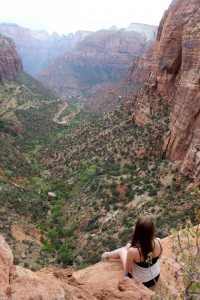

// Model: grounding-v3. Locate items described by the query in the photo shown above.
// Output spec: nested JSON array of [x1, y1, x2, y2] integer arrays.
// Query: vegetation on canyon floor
[[0, 77, 199, 275]]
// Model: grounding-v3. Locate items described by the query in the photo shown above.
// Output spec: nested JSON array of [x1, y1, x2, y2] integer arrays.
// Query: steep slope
[[37, 25, 157, 95], [0, 33, 199, 276], [37, 98, 199, 269], [0, 34, 23, 82], [0, 23, 92, 75], [82, 81, 142, 113], [126, 0, 200, 181], [0, 31, 69, 270], [0, 74, 69, 271], [0, 11, 199, 277]]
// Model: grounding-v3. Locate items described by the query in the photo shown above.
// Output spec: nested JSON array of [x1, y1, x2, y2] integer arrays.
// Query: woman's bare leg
[[102, 243, 131, 270]]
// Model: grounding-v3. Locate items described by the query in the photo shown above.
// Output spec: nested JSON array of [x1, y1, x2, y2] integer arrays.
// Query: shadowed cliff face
[[127, 0, 200, 181], [0, 34, 23, 82]]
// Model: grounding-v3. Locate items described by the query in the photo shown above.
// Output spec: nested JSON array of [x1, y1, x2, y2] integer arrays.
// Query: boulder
[[47, 192, 57, 201]]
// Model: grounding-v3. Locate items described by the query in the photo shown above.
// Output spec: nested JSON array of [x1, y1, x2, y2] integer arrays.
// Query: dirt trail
[[53, 102, 68, 123], [53, 102, 80, 125]]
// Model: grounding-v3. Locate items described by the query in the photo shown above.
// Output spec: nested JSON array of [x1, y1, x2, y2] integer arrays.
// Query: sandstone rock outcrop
[[0, 34, 23, 82], [127, 0, 200, 181], [0, 235, 13, 298], [0, 234, 183, 299], [37, 25, 157, 95]]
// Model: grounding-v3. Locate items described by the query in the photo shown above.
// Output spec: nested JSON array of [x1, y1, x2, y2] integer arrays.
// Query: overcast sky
[[1, 0, 172, 34]]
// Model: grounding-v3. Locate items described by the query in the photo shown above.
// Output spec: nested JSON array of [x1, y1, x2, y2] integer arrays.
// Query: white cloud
[[0, 0, 172, 34]]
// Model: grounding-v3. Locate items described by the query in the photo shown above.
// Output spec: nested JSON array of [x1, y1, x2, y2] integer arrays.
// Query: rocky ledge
[[0, 233, 182, 300]]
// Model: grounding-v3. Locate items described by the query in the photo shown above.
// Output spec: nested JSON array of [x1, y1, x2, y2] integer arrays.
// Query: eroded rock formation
[[0, 23, 92, 75], [128, 0, 200, 181], [0, 234, 182, 300], [37, 25, 157, 95], [0, 34, 23, 82]]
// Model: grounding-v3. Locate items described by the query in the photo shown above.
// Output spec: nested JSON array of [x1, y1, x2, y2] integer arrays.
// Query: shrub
[[148, 189, 158, 197], [57, 245, 74, 266], [154, 215, 200, 299], [4, 169, 13, 178], [170, 220, 200, 299]]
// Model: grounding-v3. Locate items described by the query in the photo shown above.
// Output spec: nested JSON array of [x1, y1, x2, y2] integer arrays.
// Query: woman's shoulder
[[154, 237, 162, 245], [127, 246, 141, 260], [127, 246, 140, 256], [154, 238, 163, 256], [128, 246, 138, 253]]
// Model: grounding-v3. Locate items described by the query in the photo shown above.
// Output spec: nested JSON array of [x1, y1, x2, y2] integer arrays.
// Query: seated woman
[[101, 216, 163, 287]]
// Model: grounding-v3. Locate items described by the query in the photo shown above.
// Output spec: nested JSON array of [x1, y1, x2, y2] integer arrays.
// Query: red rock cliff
[[128, 0, 200, 181], [0, 34, 23, 82]]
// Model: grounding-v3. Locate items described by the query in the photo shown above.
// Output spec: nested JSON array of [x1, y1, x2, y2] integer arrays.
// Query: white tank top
[[132, 260, 160, 283]]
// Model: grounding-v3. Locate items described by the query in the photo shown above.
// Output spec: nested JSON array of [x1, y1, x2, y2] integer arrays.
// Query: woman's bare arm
[[125, 248, 135, 273]]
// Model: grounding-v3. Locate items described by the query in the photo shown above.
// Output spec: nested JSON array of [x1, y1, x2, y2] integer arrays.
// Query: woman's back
[[127, 238, 162, 287], [132, 238, 162, 265], [101, 216, 163, 288]]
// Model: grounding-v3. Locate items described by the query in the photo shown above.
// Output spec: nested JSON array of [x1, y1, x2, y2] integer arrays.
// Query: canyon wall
[[0, 34, 23, 82], [0, 23, 92, 75], [38, 25, 157, 95], [127, 0, 200, 181]]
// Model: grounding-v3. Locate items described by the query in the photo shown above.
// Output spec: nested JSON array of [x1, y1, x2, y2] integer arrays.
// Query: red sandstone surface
[[0, 34, 23, 82], [0, 234, 183, 300]]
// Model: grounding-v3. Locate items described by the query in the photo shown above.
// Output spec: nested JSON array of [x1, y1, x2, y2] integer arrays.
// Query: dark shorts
[[143, 274, 160, 288]]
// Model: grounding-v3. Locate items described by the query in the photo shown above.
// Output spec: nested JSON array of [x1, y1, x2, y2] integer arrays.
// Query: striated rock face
[[0, 34, 23, 82], [0, 235, 13, 298], [0, 23, 92, 75], [128, 0, 200, 181], [0, 234, 181, 300], [125, 42, 155, 84], [37, 25, 157, 95]]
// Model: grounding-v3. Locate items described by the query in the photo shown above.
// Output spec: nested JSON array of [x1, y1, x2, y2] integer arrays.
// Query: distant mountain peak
[[0, 22, 20, 27], [109, 25, 118, 30], [125, 23, 157, 40]]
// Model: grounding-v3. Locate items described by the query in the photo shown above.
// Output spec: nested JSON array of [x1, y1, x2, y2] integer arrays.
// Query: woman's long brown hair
[[131, 216, 155, 261]]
